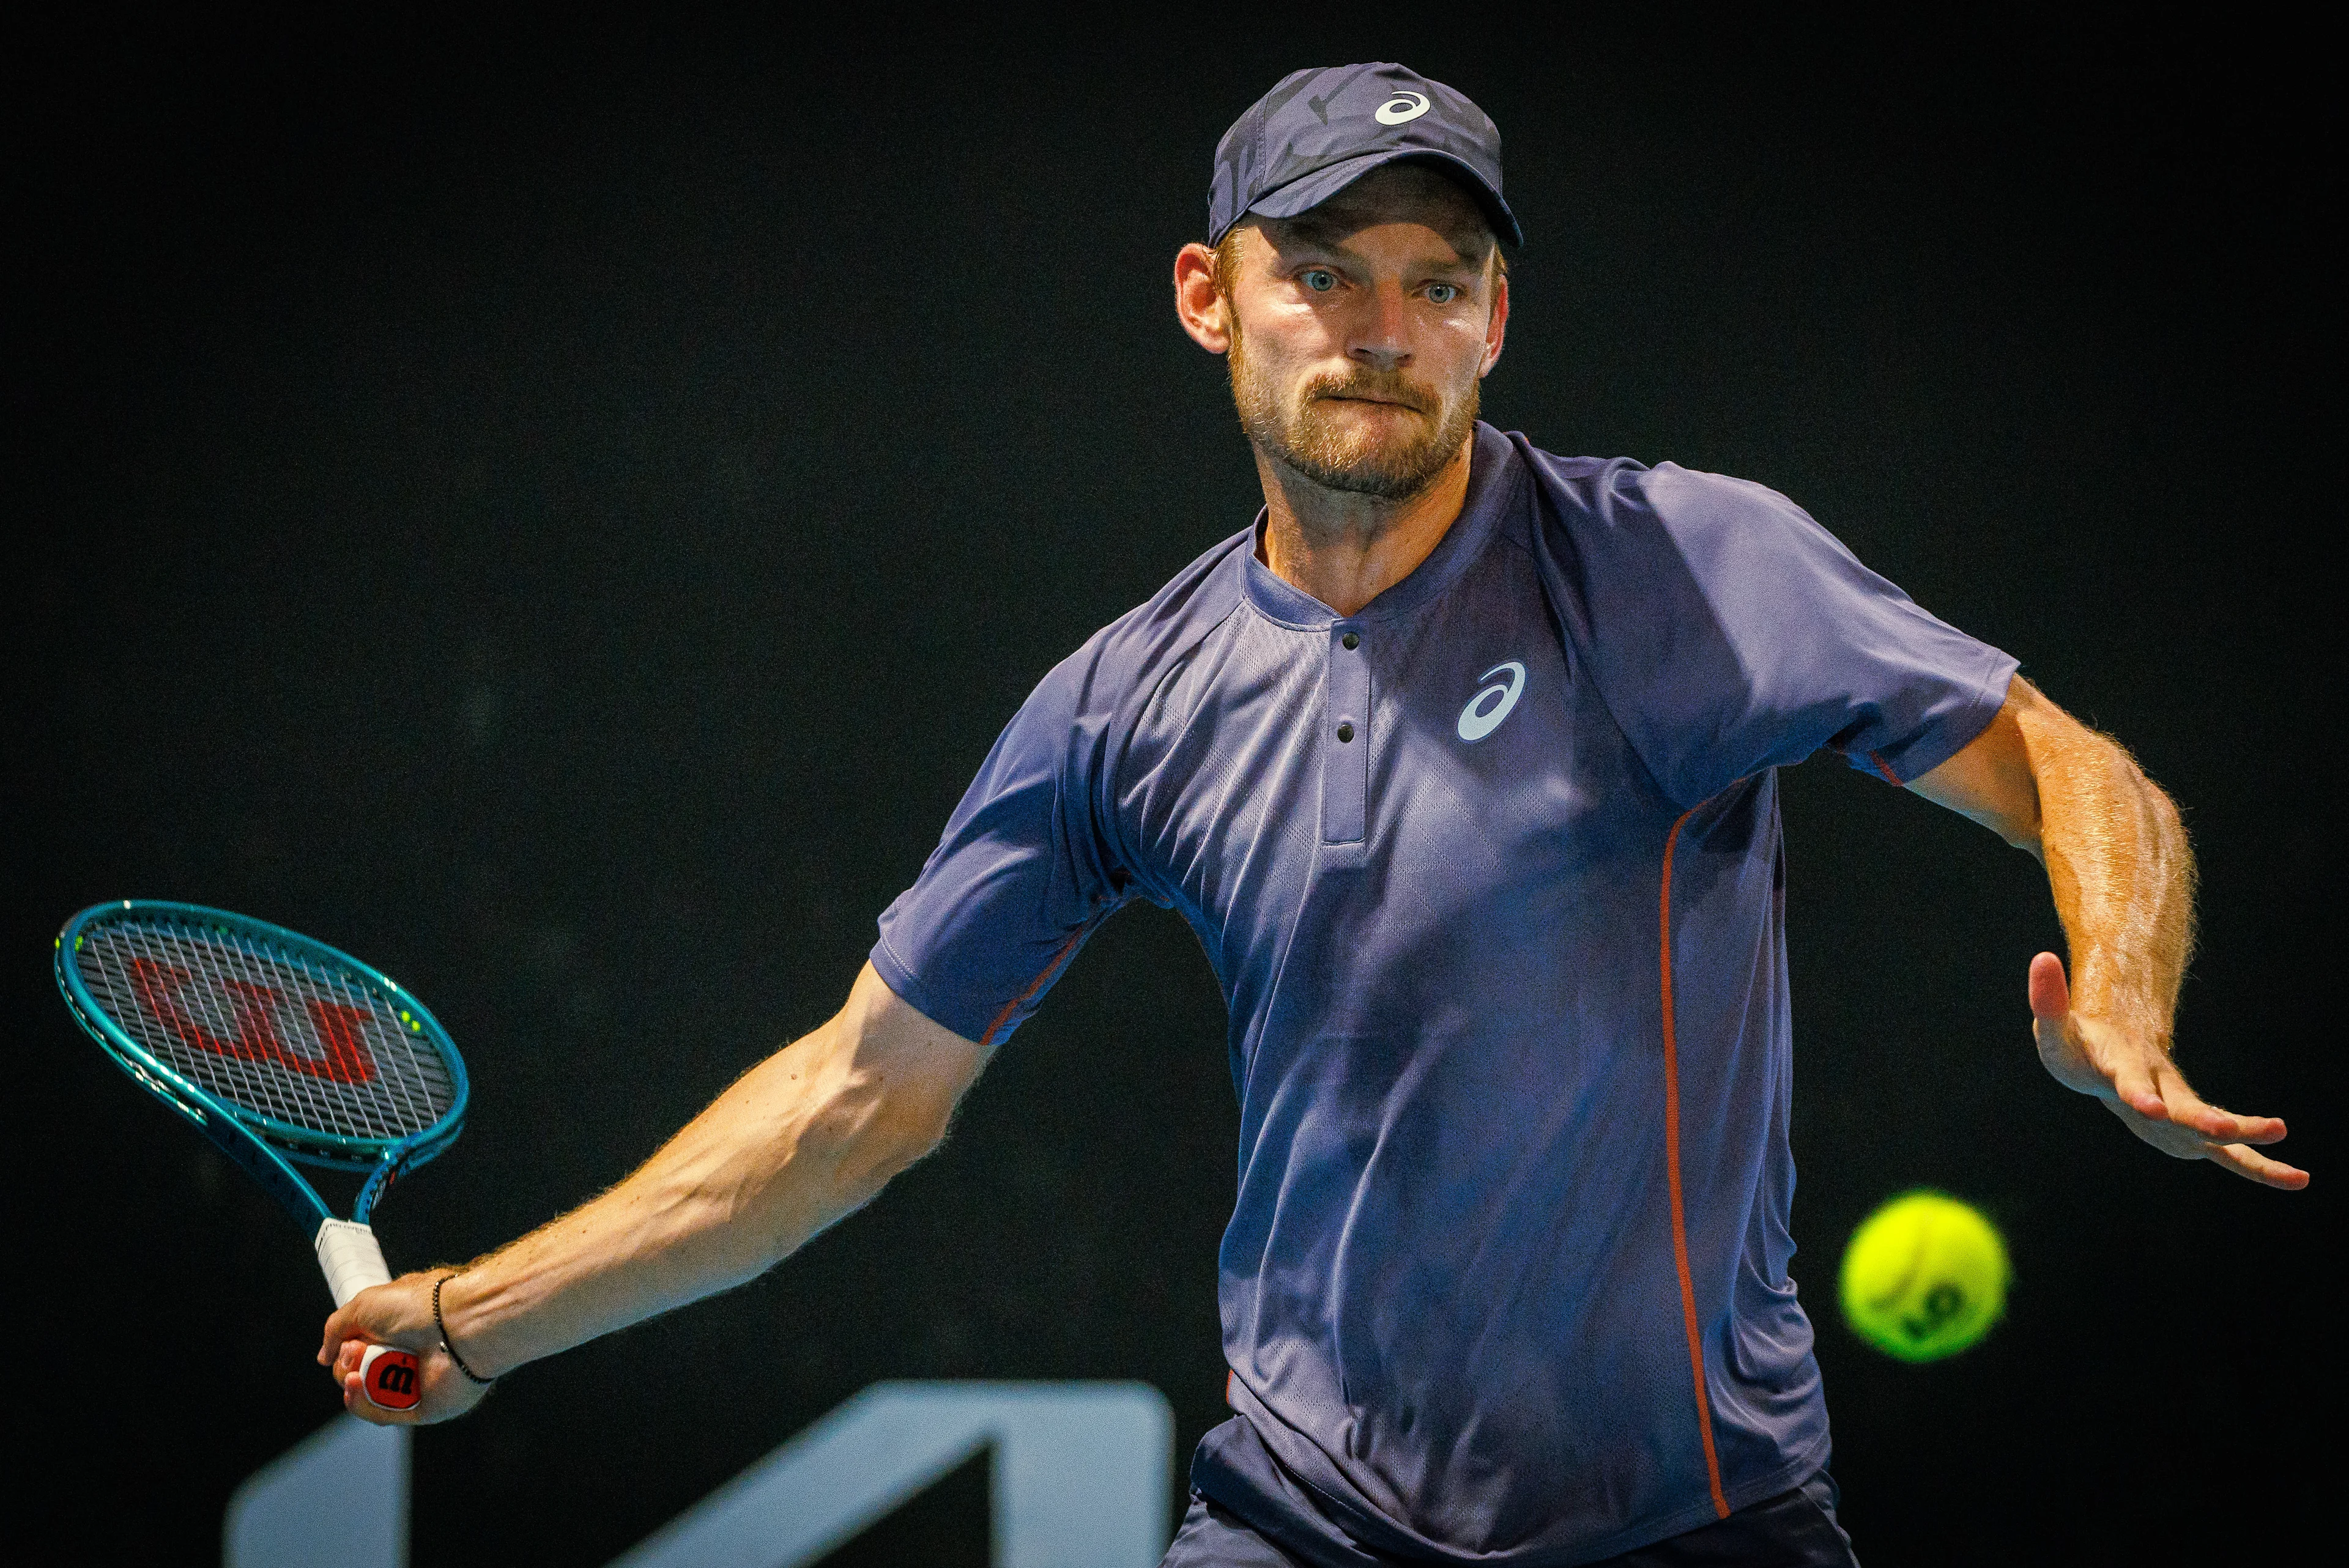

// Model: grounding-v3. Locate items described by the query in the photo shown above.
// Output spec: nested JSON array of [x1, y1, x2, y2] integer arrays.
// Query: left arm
[[1909, 675, 2306, 1189]]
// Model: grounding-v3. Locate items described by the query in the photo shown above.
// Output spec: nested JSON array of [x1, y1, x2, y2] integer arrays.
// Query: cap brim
[[1239, 149, 1523, 249]]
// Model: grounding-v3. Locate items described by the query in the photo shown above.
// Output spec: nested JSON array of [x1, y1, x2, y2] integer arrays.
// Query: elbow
[[775, 985, 986, 1226], [1958, 801, 2043, 860], [2002, 805, 2046, 862], [807, 1073, 959, 1202], [865, 1099, 957, 1185]]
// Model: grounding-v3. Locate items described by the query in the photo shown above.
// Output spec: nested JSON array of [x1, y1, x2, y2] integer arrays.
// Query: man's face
[[1220, 165, 1505, 501]]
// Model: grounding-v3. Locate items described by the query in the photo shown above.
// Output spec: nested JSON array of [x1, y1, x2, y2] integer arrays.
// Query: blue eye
[[1427, 283, 1460, 305], [1301, 270, 1337, 293]]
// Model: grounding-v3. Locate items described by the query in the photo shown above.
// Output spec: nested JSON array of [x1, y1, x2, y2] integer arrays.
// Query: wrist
[[434, 1268, 503, 1383], [2066, 963, 2173, 1046]]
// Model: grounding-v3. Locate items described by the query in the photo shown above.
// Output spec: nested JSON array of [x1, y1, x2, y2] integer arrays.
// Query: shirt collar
[[1241, 421, 1519, 630]]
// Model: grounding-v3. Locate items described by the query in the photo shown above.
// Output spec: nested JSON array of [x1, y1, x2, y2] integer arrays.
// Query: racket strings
[[143, 919, 450, 1140], [76, 917, 456, 1144]]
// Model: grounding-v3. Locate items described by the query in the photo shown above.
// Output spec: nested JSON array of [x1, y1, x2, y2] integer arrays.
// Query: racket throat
[[316, 1218, 395, 1307]]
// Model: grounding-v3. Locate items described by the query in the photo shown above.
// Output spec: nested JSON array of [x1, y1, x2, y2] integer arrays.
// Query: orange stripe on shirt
[[1660, 804, 1733, 1520], [979, 926, 1089, 1047]]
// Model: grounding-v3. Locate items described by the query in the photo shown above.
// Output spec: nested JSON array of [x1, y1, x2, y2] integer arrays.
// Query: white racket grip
[[316, 1218, 394, 1308]]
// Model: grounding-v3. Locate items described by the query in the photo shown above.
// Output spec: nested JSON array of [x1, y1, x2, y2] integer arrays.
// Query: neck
[[1253, 433, 1475, 618]]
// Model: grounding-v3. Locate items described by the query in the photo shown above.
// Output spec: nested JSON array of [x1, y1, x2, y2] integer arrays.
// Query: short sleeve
[[872, 644, 1134, 1046], [1549, 459, 2018, 808]]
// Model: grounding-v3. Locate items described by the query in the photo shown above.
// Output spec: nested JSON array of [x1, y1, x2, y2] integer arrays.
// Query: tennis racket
[[55, 900, 470, 1411]]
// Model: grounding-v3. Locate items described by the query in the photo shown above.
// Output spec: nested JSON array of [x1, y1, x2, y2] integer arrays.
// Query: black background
[[5, 10, 2337, 1564]]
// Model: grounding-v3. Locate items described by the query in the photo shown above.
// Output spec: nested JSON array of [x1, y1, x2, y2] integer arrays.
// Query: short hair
[[1212, 228, 1245, 301]]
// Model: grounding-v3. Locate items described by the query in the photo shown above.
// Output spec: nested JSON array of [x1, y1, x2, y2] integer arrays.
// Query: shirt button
[[1341, 632, 1359, 650], [1336, 722, 1355, 743]]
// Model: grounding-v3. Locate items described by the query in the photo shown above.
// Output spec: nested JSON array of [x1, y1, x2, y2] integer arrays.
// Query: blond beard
[[1227, 320, 1479, 501]]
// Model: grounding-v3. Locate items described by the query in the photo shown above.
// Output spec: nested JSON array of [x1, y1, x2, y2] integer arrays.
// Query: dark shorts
[[1159, 1470, 1860, 1568]]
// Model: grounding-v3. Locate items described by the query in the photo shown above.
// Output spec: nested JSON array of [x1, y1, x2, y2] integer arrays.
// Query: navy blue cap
[[1209, 64, 1521, 250]]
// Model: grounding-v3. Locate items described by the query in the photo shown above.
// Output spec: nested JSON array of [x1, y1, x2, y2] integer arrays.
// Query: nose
[[1347, 278, 1412, 373]]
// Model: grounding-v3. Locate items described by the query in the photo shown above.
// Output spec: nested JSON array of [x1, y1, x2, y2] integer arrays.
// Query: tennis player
[[322, 64, 2305, 1566]]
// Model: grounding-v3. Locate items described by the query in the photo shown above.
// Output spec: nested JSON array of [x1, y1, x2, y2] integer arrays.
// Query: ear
[[1479, 265, 1510, 378], [1173, 240, 1232, 355]]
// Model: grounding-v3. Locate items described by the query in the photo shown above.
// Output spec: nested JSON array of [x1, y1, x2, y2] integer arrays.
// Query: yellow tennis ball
[[1838, 1191, 2009, 1362]]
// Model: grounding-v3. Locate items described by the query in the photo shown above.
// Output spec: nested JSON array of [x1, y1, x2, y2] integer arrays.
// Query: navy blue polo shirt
[[872, 423, 2016, 1563]]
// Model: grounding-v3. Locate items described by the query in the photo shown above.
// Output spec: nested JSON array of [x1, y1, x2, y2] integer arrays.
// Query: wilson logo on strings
[[127, 958, 380, 1084]]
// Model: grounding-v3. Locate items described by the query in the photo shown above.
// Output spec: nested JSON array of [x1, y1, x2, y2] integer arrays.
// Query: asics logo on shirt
[[1457, 661, 1527, 742], [1375, 92, 1431, 125]]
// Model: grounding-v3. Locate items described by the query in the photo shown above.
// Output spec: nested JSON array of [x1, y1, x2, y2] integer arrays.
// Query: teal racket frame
[[54, 900, 470, 1231]]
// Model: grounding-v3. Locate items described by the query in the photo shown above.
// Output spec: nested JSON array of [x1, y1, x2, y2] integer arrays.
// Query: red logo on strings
[[127, 957, 380, 1084]]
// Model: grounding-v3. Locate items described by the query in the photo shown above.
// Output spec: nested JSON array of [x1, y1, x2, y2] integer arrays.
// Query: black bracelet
[[434, 1271, 496, 1385]]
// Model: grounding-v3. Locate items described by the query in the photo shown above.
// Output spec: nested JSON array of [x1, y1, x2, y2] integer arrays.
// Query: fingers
[[2167, 1096, 2288, 1146], [2203, 1141, 2311, 1191], [334, 1340, 406, 1424], [318, 1290, 388, 1367], [326, 1317, 383, 1397], [2028, 951, 2069, 1021], [2142, 1060, 2291, 1145], [319, 1303, 355, 1367], [2099, 1086, 2307, 1189]]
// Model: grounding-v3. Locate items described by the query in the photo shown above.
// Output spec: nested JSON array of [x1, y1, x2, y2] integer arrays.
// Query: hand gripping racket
[[55, 900, 470, 1411]]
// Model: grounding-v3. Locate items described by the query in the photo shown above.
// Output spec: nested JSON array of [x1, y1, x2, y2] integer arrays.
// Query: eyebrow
[[1268, 212, 1495, 272], [1274, 235, 1493, 283]]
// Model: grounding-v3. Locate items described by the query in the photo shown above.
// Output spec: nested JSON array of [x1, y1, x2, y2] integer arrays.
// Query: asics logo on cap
[[1375, 91, 1431, 125], [1457, 661, 1527, 742], [1206, 65, 1524, 249]]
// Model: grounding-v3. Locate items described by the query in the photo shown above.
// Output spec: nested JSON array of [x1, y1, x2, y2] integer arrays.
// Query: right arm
[[319, 961, 989, 1422], [1909, 677, 2302, 1186]]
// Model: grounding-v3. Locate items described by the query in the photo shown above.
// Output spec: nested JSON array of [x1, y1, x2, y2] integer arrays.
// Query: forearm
[[436, 965, 968, 1377], [2021, 700, 2195, 1040]]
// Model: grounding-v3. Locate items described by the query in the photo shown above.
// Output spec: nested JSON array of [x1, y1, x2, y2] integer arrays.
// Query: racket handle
[[314, 1218, 392, 1307], [357, 1344, 423, 1410], [317, 1220, 422, 1410]]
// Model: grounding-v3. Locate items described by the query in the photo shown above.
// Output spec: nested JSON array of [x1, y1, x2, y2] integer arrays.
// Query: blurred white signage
[[224, 1416, 407, 1568], [224, 1380, 1174, 1568]]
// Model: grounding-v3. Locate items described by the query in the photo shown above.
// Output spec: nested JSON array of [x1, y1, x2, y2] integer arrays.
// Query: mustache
[[1301, 369, 1438, 415]]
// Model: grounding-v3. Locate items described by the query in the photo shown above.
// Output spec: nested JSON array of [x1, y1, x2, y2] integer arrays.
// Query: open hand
[[2030, 952, 2306, 1189], [318, 1272, 495, 1425]]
